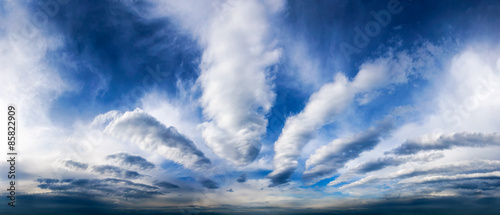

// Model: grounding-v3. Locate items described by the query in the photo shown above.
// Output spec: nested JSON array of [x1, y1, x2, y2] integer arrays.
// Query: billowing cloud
[[302, 120, 394, 184], [106, 152, 155, 170], [196, 0, 283, 165], [103, 108, 211, 170], [153, 0, 283, 165], [390, 132, 500, 155]]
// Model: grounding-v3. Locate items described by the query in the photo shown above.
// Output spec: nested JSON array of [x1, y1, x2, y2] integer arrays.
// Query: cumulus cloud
[[301, 120, 394, 184], [269, 53, 413, 186], [390, 132, 500, 155], [106, 152, 155, 170], [103, 108, 211, 170]]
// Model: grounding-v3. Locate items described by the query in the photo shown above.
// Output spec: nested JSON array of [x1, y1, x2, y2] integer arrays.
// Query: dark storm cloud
[[106, 152, 155, 170], [199, 179, 219, 189], [390, 132, 500, 155], [91, 165, 143, 179]]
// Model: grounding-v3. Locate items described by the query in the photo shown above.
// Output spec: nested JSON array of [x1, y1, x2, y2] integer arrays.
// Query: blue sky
[[1, 0, 500, 214]]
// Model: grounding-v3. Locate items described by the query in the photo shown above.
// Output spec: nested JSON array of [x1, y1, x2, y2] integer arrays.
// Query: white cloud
[[104, 108, 211, 170], [302, 120, 394, 184], [269, 53, 413, 186], [151, 0, 284, 165]]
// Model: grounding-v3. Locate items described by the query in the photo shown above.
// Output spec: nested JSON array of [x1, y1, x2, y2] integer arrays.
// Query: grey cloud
[[61, 160, 89, 170], [154, 181, 180, 189], [354, 153, 444, 174], [106, 152, 155, 170], [236, 173, 247, 183], [104, 109, 211, 170], [355, 157, 404, 173], [37, 178, 162, 199], [391, 132, 500, 155], [338, 160, 500, 195], [226, 188, 234, 192], [91, 165, 144, 179], [199, 179, 219, 189], [302, 119, 394, 184]]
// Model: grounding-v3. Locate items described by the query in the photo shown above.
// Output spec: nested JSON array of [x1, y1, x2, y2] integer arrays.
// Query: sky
[[1, 0, 500, 214]]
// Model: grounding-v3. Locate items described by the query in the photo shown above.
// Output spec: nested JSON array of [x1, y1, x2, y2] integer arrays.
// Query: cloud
[[152, 0, 284, 165], [353, 153, 444, 174], [302, 120, 394, 184], [195, 0, 283, 165], [154, 181, 180, 189], [199, 178, 219, 189], [103, 108, 211, 170], [401, 171, 500, 184], [90, 165, 143, 180], [390, 132, 500, 155], [37, 178, 162, 199], [336, 159, 500, 195], [226, 188, 234, 192], [61, 160, 89, 171], [354, 157, 404, 173], [269, 52, 413, 186], [106, 152, 155, 170], [236, 174, 247, 183]]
